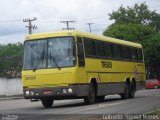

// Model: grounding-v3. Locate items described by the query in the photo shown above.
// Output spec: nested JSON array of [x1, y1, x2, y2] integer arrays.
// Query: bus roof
[[25, 30, 142, 48]]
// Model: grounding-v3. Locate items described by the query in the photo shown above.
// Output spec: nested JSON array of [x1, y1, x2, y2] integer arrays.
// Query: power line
[[80, 15, 108, 22], [0, 19, 22, 23], [23, 17, 37, 34], [60, 20, 75, 30]]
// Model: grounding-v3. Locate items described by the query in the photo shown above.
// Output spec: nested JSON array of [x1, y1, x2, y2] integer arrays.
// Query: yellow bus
[[22, 30, 146, 108]]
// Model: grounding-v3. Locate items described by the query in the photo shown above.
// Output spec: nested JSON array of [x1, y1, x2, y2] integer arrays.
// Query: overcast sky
[[0, 0, 159, 44]]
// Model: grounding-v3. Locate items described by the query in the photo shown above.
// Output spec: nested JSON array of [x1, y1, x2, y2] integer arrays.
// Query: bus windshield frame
[[23, 36, 76, 70]]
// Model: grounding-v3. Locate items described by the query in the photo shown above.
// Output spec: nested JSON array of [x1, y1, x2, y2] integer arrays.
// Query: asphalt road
[[0, 89, 160, 120]]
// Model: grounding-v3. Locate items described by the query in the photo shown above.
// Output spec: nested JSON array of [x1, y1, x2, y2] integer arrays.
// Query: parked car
[[145, 79, 160, 89]]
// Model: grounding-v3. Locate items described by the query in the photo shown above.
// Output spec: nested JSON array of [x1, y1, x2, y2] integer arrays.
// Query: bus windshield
[[23, 37, 75, 70]]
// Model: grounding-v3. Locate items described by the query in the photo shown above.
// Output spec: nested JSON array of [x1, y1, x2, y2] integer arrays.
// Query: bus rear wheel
[[129, 82, 136, 98], [41, 98, 54, 108], [95, 96, 105, 102], [84, 82, 95, 105], [120, 83, 129, 99]]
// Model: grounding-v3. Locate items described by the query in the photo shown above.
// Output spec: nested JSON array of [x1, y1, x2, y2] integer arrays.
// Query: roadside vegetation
[[0, 43, 23, 78], [147, 109, 160, 115]]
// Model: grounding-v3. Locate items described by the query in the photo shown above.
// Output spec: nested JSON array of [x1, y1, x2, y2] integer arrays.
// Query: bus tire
[[95, 96, 105, 102], [129, 82, 136, 98], [84, 82, 95, 105], [41, 98, 54, 108], [120, 83, 129, 99]]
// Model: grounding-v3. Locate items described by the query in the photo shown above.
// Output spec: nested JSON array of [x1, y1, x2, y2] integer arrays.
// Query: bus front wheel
[[84, 82, 95, 105], [41, 98, 54, 108]]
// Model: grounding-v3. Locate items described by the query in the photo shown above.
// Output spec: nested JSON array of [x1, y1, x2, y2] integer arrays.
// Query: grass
[[147, 109, 160, 115]]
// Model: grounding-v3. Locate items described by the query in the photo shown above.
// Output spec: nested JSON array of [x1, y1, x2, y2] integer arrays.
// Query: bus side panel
[[74, 67, 90, 97], [85, 58, 146, 96], [97, 82, 125, 96], [85, 58, 125, 96]]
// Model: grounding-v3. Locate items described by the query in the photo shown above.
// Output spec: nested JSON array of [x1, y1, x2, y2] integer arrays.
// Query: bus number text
[[101, 61, 112, 68]]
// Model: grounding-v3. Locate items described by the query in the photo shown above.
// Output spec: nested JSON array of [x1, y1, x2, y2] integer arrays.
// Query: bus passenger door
[[77, 37, 86, 83]]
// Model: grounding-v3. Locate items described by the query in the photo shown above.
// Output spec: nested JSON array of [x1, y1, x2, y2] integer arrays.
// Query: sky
[[0, 0, 160, 44]]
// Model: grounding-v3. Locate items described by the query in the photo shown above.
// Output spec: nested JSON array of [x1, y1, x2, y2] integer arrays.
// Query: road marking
[[98, 101, 126, 108]]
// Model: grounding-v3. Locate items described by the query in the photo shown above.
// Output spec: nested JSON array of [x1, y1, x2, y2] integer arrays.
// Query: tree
[[143, 33, 160, 79], [0, 43, 24, 78], [103, 23, 155, 42], [103, 3, 160, 79], [108, 3, 160, 32]]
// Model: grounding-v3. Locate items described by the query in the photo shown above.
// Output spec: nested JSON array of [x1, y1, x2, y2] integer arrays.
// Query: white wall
[[0, 78, 23, 96]]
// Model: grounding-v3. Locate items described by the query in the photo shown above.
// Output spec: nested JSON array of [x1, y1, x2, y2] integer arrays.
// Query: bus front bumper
[[23, 84, 89, 99]]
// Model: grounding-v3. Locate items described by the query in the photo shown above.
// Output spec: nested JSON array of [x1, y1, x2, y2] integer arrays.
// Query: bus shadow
[[51, 97, 122, 109]]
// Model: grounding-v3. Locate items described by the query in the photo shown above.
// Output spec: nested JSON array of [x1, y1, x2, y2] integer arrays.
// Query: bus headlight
[[63, 89, 67, 94], [62, 88, 73, 94], [68, 88, 73, 93], [25, 91, 30, 95]]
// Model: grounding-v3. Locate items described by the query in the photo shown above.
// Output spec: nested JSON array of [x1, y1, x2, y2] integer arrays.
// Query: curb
[[0, 94, 23, 101]]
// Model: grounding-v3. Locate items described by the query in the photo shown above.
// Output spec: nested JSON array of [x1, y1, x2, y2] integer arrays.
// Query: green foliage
[[103, 3, 160, 79], [103, 23, 155, 42], [109, 2, 160, 32], [0, 43, 24, 78], [142, 33, 160, 78]]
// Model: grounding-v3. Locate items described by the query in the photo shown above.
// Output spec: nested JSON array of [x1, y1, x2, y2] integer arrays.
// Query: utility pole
[[86, 23, 94, 33], [23, 17, 37, 34], [60, 20, 75, 30]]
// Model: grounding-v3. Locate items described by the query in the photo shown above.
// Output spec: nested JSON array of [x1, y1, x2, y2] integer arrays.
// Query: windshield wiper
[[53, 57, 61, 70], [32, 63, 39, 72], [49, 54, 61, 70], [33, 67, 37, 72]]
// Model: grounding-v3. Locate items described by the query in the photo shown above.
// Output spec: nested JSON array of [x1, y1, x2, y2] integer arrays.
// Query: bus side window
[[130, 48, 138, 61], [105, 43, 113, 58], [84, 38, 96, 57], [113, 44, 121, 59], [77, 37, 85, 67], [95, 41, 105, 57], [126, 47, 131, 60], [122, 46, 130, 60], [137, 49, 143, 61]]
